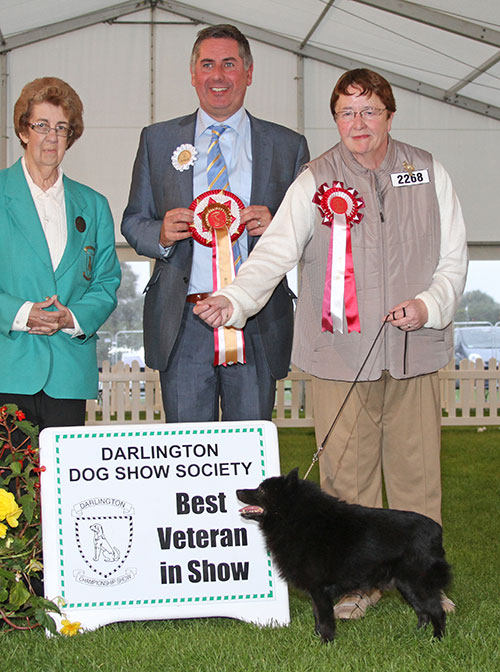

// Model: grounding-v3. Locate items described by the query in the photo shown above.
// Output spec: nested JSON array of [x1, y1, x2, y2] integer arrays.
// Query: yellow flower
[[0, 488, 15, 517], [0, 522, 7, 538], [6, 505, 22, 527], [0, 488, 23, 527], [61, 619, 82, 636]]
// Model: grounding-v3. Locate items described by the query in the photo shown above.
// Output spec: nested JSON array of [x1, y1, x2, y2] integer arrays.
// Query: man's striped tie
[[207, 125, 241, 269]]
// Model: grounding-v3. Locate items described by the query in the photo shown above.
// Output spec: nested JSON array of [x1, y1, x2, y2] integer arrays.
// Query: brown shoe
[[334, 588, 383, 620]]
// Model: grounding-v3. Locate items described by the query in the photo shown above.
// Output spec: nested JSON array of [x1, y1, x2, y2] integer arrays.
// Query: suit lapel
[[170, 112, 197, 206], [249, 114, 272, 206], [55, 176, 89, 280], [249, 114, 272, 251], [4, 160, 53, 270]]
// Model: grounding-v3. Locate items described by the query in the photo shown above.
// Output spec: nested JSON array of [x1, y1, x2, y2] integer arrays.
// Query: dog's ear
[[286, 467, 299, 485]]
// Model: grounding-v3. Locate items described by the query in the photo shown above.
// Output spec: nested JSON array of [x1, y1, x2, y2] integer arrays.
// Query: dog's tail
[[104, 547, 121, 562]]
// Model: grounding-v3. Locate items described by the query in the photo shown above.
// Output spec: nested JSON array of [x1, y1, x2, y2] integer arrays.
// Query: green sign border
[[54, 426, 275, 609]]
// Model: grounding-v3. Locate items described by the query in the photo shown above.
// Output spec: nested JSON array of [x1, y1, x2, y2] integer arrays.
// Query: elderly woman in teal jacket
[[0, 77, 121, 430]]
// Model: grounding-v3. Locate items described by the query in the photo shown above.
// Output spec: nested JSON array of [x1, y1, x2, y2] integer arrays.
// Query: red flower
[[15, 410, 26, 421], [33, 466, 47, 474]]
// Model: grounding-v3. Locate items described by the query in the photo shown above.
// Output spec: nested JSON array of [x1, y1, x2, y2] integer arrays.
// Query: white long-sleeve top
[[12, 158, 82, 335]]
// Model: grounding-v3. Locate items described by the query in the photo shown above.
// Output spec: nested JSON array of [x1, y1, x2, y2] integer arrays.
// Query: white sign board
[[40, 421, 289, 633]]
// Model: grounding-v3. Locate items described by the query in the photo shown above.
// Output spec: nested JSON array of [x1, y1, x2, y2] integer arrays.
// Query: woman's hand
[[27, 295, 74, 334], [386, 298, 428, 331], [193, 295, 234, 328]]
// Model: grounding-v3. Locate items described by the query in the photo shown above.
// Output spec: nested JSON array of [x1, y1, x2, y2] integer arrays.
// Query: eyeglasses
[[334, 107, 387, 122], [28, 121, 73, 138]]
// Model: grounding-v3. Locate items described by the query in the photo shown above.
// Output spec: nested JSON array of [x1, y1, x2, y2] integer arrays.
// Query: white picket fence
[[439, 358, 500, 425], [86, 359, 500, 427]]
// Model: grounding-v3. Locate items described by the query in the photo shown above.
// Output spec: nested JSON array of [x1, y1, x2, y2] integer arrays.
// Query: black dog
[[236, 468, 451, 642]]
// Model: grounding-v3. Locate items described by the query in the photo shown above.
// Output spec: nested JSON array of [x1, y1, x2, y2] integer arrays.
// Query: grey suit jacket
[[121, 110, 309, 378]]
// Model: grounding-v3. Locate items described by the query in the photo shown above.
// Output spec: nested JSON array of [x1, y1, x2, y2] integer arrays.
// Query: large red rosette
[[313, 181, 365, 333], [189, 190, 246, 365]]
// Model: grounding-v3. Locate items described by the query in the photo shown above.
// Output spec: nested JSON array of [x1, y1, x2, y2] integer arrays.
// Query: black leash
[[303, 313, 391, 480]]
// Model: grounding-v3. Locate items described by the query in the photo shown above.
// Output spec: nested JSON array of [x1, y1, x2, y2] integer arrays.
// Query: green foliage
[[455, 289, 500, 323], [0, 404, 60, 631]]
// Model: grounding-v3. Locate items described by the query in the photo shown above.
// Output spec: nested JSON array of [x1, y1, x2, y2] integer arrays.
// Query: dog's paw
[[417, 613, 430, 629]]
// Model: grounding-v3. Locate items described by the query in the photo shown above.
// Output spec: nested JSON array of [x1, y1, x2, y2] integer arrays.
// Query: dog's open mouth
[[239, 505, 264, 518]]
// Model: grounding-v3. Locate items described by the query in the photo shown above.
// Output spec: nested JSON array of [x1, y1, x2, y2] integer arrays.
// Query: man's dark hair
[[191, 24, 253, 70]]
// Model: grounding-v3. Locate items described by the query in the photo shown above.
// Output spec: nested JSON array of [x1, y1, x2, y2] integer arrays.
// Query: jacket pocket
[[143, 262, 164, 294]]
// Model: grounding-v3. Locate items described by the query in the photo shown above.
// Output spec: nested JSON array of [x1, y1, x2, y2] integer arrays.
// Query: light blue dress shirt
[[188, 107, 252, 294]]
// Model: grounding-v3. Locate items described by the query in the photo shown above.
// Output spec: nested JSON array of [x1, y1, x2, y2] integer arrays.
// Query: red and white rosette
[[189, 189, 246, 366], [313, 181, 365, 334]]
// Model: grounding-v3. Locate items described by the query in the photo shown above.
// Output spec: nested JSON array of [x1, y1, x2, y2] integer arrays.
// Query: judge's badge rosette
[[171, 143, 197, 171], [313, 181, 365, 334], [188, 189, 245, 246], [189, 189, 246, 367]]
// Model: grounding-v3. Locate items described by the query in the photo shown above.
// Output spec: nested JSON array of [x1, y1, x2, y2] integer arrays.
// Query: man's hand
[[27, 295, 75, 335], [193, 295, 234, 328], [160, 208, 194, 248], [241, 205, 272, 236], [386, 298, 428, 331]]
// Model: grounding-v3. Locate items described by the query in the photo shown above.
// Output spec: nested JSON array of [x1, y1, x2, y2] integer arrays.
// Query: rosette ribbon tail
[[189, 190, 246, 366], [212, 227, 246, 366], [315, 181, 364, 334], [322, 211, 346, 333], [344, 226, 361, 333], [322, 213, 361, 334]]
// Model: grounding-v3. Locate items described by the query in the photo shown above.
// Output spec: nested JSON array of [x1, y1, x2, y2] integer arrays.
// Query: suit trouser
[[160, 303, 276, 422], [311, 371, 442, 524]]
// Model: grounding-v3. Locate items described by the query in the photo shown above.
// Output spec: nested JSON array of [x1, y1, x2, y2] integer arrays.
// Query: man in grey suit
[[121, 24, 309, 422]]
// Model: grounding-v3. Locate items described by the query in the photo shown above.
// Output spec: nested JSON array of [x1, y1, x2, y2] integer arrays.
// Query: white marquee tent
[[1, 0, 500, 259]]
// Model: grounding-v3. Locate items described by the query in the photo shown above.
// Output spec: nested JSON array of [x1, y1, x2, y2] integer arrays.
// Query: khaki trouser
[[311, 371, 442, 524]]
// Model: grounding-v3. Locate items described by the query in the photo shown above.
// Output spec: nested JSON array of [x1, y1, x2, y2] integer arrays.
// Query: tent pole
[[296, 54, 305, 136], [150, 4, 156, 125]]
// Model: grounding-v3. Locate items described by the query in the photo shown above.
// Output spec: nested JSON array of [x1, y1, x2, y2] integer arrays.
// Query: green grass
[[4, 427, 500, 672]]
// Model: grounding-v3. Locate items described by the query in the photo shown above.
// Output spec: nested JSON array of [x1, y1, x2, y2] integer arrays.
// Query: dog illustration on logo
[[89, 522, 121, 562]]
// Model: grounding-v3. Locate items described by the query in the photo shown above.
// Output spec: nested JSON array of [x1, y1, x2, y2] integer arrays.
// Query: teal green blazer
[[0, 159, 121, 399]]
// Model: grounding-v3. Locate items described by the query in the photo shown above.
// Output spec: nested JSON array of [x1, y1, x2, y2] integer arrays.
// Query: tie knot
[[209, 124, 228, 138]]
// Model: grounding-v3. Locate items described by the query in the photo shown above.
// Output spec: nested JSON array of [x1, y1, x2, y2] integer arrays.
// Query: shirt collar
[[196, 106, 248, 139], [21, 156, 64, 200]]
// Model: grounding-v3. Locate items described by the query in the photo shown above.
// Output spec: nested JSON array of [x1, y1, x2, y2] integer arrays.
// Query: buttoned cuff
[[12, 301, 33, 331]]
